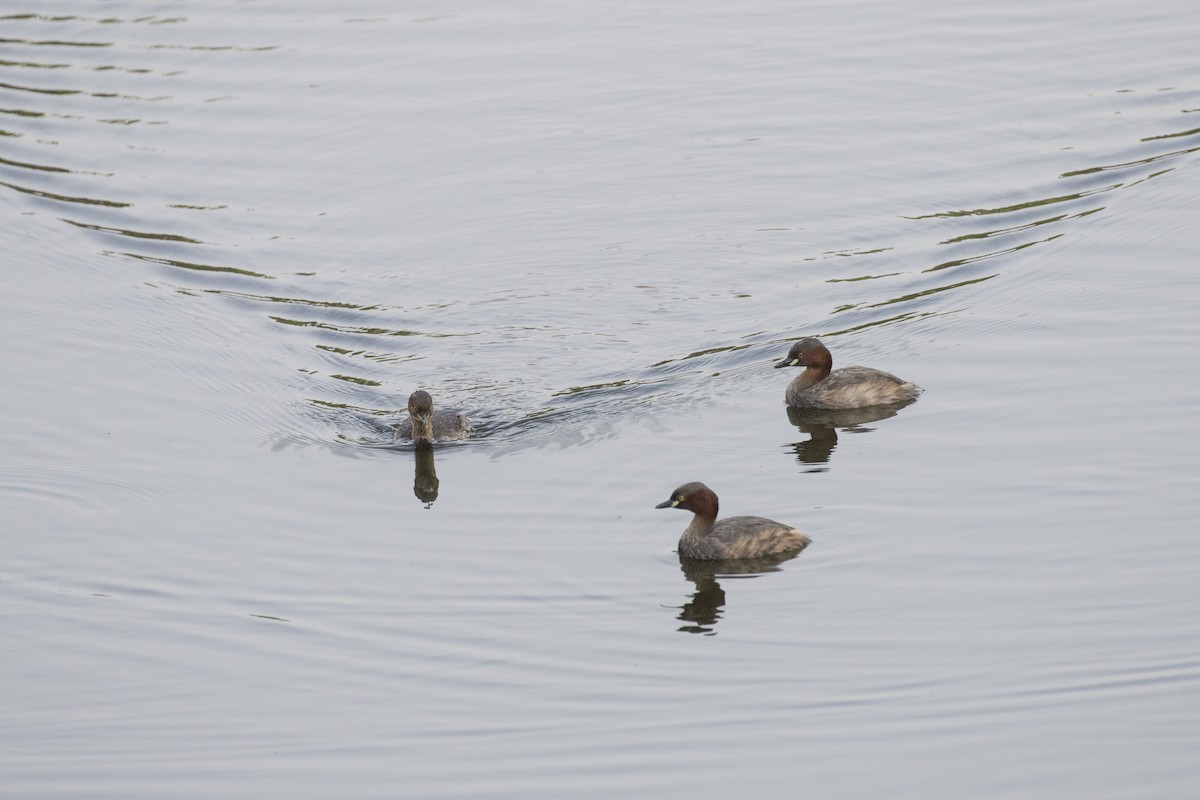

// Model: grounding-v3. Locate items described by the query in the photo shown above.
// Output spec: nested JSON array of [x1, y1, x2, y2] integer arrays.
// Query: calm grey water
[[3, 1, 1199, 797]]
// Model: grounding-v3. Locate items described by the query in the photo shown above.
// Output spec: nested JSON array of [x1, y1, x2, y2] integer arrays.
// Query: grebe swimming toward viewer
[[394, 390, 471, 443]]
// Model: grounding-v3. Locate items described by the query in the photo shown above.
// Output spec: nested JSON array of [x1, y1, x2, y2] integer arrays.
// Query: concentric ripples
[[3, 9, 1198, 451]]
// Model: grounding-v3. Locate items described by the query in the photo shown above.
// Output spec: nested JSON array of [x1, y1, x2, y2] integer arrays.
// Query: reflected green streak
[[64, 218, 202, 243], [120, 251, 272, 278], [905, 184, 1118, 220], [0, 179, 130, 207]]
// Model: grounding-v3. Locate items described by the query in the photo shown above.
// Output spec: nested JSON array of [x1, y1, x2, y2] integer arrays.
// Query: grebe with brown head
[[774, 337, 920, 410], [655, 482, 810, 560]]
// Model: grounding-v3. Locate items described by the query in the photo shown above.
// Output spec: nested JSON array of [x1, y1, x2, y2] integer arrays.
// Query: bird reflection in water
[[411, 441, 440, 507], [674, 553, 799, 635], [785, 401, 915, 470]]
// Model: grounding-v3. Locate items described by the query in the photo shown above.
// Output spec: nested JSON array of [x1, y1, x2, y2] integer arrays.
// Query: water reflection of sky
[[3, 2, 1200, 798]]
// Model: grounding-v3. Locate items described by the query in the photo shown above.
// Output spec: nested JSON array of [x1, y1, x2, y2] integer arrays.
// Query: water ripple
[[3, 9, 1197, 454]]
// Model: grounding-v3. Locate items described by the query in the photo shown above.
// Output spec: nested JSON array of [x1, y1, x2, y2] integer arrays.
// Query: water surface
[[3, 1, 1199, 797]]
